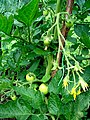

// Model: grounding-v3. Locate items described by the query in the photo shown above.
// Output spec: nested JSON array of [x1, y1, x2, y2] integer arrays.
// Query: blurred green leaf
[[49, 70, 62, 94], [76, 0, 85, 10], [0, 78, 12, 91], [28, 59, 40, 72], [31, 114, 45, 120], [0, 14, 13, 35], [82, 65, 90, 82], [62, 90, 90, 120], [48, 93, 62, 116], [0, 100, 30, 120], [13, 50, 21, 63], [74, 24, 90, 48], [41, 74, 51, 83], [14, 0, 39, 26], [33, 48, 49, 56], [81, 47, 89, 55], [14, 86, 44, 109]]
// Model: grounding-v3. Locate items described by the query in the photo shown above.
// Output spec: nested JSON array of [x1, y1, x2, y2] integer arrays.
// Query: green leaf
[[13, 50, 21, 63], [0, 100, 30, 120], [14, 86, 44, 109], [33, 48, 49, 56], [82, 65, 90, 82], [49, 70, 62, 94], [0, 14, 13, 35], [14, 0, 39, 26], [81, 48, 89, 55], [76, 0, 85, 10], [48, 93, 62, 116], [31, 114, 45, 120], [28, 59, 40, 72], [62, 90, 90, 120], [0, 78, 12, 91], [83, 0, 90, 11], [74, 24, 90, 48], [41, 74, 51, 83]]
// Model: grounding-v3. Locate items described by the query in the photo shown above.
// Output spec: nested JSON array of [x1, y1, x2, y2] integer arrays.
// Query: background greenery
[[0, 0, 90, 120]]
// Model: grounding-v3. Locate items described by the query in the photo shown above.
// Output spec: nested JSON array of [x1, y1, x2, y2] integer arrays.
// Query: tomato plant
[[0, 0, 90, 120]]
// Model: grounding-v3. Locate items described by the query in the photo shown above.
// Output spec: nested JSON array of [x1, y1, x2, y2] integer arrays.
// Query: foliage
[[0, 0, 90, 120]]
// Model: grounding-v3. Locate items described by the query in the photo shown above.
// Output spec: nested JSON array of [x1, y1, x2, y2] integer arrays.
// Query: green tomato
[[44, 39, 50, 46], [26, 72, 35, 83], [65, 20, 73, 28], [43, 10, 48, 16], [39, 83, 48, 94], [10, 95, 17, 101]]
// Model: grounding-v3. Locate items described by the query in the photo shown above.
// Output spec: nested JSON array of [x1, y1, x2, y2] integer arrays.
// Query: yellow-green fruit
[[43, 10, 48, 16], [10, 95, 17, 101], [26, 73, 35, 82], [44, 39, 50, 46], [39, 83, 48, 94], [65, 20, 73, 28]]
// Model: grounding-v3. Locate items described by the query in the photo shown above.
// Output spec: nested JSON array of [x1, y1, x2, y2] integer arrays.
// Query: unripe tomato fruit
[[44, 39, 50, 46], [10, 95, 17, 101], [65, 20, 73, 28], [26, 72, 35, 83], [39, 83, 48, 94], [43, 10, 48, 16]]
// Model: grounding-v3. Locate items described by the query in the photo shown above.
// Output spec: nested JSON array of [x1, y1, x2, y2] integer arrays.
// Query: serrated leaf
[[14, 0, 39, 26], [62, 90, 90, 120], [49, 70, 62, 94], [48, 93, 62, 116], [0, 78, 12, 91], [14, 86, 44, 109], [0, 14, 13, 35], [0, 100, 30, 120]]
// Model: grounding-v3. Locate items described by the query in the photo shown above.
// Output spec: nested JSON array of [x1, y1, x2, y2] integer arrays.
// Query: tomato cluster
[[26, 73, 48, 95]]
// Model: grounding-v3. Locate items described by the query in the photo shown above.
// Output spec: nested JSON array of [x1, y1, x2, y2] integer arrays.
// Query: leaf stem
[[28, 25, 31, 43]]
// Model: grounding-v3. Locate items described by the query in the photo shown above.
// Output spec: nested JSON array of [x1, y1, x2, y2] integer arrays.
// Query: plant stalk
[[52, 0, 74, 77]]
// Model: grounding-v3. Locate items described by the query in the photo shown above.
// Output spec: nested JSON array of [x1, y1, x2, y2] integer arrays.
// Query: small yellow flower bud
[[63, 75, 69, 89], [71, 87, 77, 100], [77, 89, 81, 95]]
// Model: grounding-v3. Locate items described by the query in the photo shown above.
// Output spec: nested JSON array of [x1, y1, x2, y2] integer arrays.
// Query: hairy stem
[[59, 0, 74, 64], [54, 0, 62, 39], [28, 26, 31, 43], [46, 54, 53, 75], [52, 0, 74, 77], [56, 0, 62, 13]]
